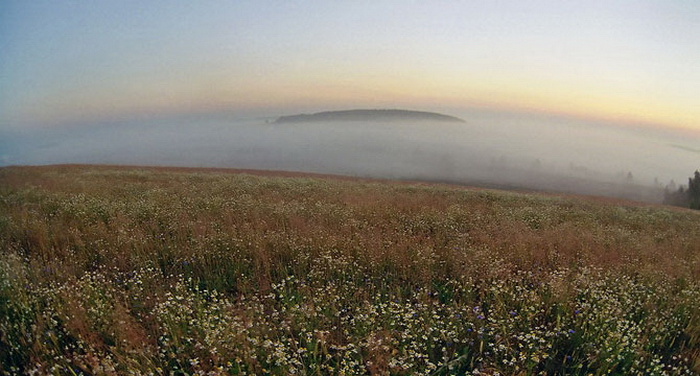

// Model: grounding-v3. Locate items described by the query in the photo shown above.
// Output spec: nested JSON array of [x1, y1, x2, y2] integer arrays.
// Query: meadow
[[1, 165, 699, 375]]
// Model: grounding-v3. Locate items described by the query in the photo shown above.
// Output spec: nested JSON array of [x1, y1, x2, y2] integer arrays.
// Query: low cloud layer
[[2, 109, 698, 203]]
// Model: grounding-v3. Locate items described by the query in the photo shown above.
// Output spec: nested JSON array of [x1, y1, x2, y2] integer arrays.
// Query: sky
[[1, 0, 699, 131]]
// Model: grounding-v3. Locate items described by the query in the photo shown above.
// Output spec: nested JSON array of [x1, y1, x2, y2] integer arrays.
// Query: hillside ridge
[[275, 109, 465, 123]]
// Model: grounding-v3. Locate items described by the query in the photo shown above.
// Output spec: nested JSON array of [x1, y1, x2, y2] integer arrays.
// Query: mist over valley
[[3, 108, 698, 203]]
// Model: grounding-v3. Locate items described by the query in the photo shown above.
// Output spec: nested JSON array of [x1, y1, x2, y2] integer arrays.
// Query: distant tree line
[[664, 170, 700, 209]]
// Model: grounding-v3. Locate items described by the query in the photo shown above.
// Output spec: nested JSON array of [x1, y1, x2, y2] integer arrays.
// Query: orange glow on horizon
[[11, 70, 699, 134]]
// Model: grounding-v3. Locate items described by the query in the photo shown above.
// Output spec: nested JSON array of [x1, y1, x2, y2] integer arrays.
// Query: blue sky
[[2, 1, 699, 130]]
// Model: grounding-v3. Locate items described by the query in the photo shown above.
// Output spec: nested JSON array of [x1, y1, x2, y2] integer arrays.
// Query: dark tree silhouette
[[665, 170, 700, 209], [689, 170, 700, 209]]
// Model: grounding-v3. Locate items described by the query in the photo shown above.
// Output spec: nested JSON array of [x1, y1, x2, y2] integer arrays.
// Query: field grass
[[1, 165, 699, 375]]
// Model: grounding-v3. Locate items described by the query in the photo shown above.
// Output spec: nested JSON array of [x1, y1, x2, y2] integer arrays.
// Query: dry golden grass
[[1, 165, 699, 375]]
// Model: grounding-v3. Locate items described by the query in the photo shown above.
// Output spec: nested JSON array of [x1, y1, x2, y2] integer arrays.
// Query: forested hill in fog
[[275, 109, 466, 123]]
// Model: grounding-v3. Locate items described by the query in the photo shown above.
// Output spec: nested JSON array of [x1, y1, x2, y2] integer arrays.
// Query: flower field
[[1, 165, 699, 375]]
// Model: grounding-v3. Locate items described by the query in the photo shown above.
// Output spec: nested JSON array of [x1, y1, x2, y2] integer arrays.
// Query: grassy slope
[[0, 165, 699, 375]]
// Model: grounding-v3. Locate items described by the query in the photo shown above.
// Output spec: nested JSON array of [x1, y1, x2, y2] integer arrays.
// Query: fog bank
[[2, 109, 699, 203]]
